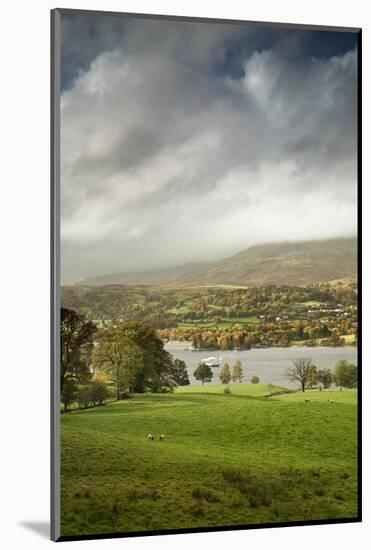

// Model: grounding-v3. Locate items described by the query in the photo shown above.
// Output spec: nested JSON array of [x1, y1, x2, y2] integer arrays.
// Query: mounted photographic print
[[51, 8, 361, 541]]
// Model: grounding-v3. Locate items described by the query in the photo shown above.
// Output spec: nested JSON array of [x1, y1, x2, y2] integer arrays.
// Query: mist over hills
[[76, 238, 357, 288]]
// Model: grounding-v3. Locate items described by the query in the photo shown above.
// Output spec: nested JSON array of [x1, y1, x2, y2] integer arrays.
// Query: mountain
[[76, 238, 357, 287], [78, 262, 214, 286]]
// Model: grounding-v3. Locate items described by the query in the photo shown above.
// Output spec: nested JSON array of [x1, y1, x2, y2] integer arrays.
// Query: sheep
[[148, 433, 154, 441], [304, 399, 310, 402], [328, 399, 336, 404], [159, 434, 165, 441]]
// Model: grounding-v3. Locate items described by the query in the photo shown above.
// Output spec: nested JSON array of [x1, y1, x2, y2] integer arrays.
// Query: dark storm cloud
[[61, 13, 357, 90], [60, 13, 358, 284]]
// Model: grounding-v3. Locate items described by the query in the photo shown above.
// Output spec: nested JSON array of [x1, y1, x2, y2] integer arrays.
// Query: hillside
[[78, 261, 213, 286], [61, 388, 357, 535], [194, 238, 357, 287], [77, 238, 357, 287]]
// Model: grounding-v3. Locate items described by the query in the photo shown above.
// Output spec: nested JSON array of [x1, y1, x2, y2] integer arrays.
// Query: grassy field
[[177, 315, 261, 330], [293, 334, 356, 346], [60, 386, 358, 537], [175, 383, 287, 397]]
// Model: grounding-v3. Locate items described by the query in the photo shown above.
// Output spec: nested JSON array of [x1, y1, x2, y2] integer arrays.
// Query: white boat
[[201, 356, 220, 367]]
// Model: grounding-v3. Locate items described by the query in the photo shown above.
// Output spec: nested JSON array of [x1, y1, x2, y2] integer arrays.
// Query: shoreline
[[164, 340, 357, 351]]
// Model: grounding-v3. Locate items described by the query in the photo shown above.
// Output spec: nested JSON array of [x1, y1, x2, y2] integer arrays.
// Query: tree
[[171, 359, 190, 386], [333, 360, 358, 389], [231, 360, 244, 383], [146, 349, 175, 393], [287, 357, 314, 392], [320, 334, 345, 347], [60, 308, 96, 392], [251, 375, 260, 384], [76, 374, 111, 409], [61, 378, 78, 412], [307, 365, 318, 389], [193, 362, 213, 385], [115, 322, 172, 392], [76, 384, 93, 409], [317, 368, 333, 389], [89, 376, 111, 405], [220, 363, 231, 384], [93, 328, 144, 399]]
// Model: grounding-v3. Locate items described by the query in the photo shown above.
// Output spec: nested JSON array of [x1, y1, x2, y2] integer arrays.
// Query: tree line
[[165, 318, 355, 350], [287, 358, 357, 392], [193, 360, 245, 385]]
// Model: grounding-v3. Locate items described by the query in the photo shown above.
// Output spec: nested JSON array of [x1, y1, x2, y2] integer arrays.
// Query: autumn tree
[[231, 360, 244, 383], [220, 363, 231, 384]]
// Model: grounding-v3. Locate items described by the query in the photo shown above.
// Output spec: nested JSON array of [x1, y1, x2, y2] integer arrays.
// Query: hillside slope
[[77, 238, 357, 287], [194, 238, 357, 286]]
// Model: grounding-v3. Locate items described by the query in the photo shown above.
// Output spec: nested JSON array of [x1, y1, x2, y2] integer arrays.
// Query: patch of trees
[[60, 308, 96, 410], [333, 360, 358, 389], [60, 309, 190, 411], [167, 316, 354, 350], [287, 357, 357, 392], [220, 361, 244, 384]]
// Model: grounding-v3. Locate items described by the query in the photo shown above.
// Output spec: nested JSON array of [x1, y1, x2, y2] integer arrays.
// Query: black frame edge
[[54, 7, 361, 33], [356, 28, 362, 523], [56, 517, 361, 543], [51, 7, 61, 543]]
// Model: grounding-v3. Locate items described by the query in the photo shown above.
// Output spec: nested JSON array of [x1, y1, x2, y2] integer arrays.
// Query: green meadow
[[177, 315, 261, 330], [60, 385, 358, 537]]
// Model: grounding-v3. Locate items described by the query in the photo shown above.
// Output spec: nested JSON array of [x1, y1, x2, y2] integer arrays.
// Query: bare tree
[[287, 358, 314, 392]]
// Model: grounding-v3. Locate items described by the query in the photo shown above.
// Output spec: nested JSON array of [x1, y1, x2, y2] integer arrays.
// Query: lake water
[[164, 342, 358, 388]]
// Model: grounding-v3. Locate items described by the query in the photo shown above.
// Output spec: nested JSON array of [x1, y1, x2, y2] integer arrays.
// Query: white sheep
[[159, 434, 165, 441], [148, 433, 154, 440]]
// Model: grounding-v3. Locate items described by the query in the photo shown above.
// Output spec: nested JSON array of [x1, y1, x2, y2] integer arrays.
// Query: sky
[[60, 12, 358, 284]]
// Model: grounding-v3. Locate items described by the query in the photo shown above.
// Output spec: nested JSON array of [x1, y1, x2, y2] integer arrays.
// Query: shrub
[[191, 488, 220, 503], [251, 375, 260, 384], [222, 468, 249, 484], [223, 386, 232, 395], [127, 487, 138, 502], [119, 391, 133, 400]]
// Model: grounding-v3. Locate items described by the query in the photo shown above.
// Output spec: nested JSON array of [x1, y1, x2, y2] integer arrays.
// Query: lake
[[164, 342, 358, 388]]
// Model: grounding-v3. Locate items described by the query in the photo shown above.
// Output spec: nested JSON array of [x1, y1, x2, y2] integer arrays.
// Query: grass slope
[[175, 383, 286, 397], [61, 387, 358, 537]]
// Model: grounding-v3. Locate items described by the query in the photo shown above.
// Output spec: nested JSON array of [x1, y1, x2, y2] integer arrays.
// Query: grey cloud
[[60, 17, 358, 283]]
